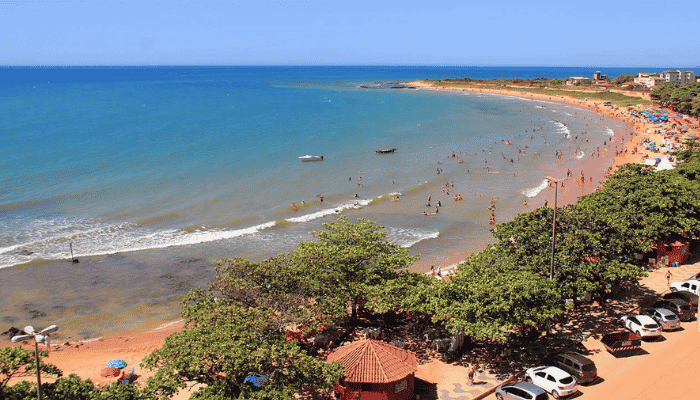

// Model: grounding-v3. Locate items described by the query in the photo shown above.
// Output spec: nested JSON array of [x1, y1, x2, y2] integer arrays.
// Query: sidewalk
[[416, 360, 507, 400]]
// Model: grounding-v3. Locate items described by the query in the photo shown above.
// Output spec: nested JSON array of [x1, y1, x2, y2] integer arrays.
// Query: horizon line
[[1, 64, 696, 69]]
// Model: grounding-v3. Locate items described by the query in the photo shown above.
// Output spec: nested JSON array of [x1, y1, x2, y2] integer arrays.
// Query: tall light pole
[[546, 176, 566, 281], [11, 325, 58, 400]]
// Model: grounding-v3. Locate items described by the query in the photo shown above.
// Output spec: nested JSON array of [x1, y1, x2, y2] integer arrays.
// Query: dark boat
[[376, 148, 397, 154]]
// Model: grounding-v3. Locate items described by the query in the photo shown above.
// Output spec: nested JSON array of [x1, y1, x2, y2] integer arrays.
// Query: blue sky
[[1, 0, 698, 66]]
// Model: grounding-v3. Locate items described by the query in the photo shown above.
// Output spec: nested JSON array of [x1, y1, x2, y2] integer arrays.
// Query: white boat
[[298, 155, 324, 162]]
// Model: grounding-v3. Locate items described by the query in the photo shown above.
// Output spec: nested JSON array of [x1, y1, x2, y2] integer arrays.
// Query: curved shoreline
[[403, 80, 638, 271], [406, 79, 697, 172], [4, 79, 699, 400]]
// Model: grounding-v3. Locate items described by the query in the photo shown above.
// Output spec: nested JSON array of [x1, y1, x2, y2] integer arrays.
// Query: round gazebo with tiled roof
[[326, 339, 417, 400]]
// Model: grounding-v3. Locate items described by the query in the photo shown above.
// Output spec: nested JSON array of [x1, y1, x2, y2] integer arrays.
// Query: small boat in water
[[376, 148, 397, 154], [299, 155, 324, 162]]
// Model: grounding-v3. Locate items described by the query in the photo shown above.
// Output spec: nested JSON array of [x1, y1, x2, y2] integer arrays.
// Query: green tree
[[651, 82, 700, 116], [141, 291, 343, 400], [0, 346, 62, 387], [490, 204, 644, 298], [362, 271, 436, 316], [1, 347, 141, 400], [209, 255, 344, 332], [421, 249, 563, 340], [578, 163, 700, 250], [612, 74, 634, 85], [292, 216, 420, 320]]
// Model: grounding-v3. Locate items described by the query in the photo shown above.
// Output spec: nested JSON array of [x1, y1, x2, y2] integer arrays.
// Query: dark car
[[550, 352, 598, 384], [652, 298, 693, 321], [663, 291, 699, 312]]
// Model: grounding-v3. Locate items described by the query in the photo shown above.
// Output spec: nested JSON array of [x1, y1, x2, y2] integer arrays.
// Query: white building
[[662, 70, 696, 84], [566, 76, 593, 85], [635, 73, 666, 88]]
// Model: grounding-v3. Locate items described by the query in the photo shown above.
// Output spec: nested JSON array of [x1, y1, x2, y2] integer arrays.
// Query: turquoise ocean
[[0, 66, 678, 339]]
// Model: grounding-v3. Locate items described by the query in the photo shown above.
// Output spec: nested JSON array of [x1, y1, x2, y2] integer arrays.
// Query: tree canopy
[[423, 249, 563, 340], [141, 293, 342, 400], [292, 216, 420, 319], [577, 162, 700, 249], [650, 82, 700, 117], [490, 203, 644, 298]]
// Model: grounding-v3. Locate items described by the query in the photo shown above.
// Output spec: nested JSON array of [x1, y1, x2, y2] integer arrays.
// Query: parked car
[[619, 315, 662, 339], [663, 291, 698, 312], [550, 351, 598, 384], [652, 298, 693, 321], [525, 366, 578, 399], [670, 279, 700, 296], [642, 307, 681, 331], [495, 381, 548, 400]]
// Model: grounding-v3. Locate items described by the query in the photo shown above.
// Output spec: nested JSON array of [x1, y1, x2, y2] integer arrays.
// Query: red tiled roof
[[326, 339, 417, 383]]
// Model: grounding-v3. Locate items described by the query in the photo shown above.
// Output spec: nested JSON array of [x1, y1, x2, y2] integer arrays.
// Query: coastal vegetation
[[4, 148, 699, 398], [650, 82, 700, 117], [421, 77, 652, 107]]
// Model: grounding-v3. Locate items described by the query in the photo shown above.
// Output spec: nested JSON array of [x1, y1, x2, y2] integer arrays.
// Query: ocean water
[[0, 66, 637, 338]]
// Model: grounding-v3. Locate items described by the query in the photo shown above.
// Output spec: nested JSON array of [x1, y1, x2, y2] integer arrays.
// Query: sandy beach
[[3, 80, 699, 399]]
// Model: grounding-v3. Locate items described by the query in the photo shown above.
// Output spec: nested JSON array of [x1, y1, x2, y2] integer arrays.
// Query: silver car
[[645, 308, 681, 331], [495, 381, 549, 400]]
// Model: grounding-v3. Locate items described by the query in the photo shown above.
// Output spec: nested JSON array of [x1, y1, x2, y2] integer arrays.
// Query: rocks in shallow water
[[1, 326, 28, 338], [28, 309, 47, 319], [5, 248, 33, 256]]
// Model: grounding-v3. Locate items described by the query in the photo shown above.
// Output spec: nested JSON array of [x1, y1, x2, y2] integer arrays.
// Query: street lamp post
[[11, 325, 58, 400], [546, 176, 566, 281]]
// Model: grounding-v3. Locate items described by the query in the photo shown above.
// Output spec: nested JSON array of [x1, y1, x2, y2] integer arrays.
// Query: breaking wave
[[521, 179, 549, 198]]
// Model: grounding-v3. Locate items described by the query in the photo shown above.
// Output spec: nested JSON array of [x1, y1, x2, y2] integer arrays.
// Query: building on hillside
[[327, 339, 417, 400], [566, 76, 593, 85], [593, 71, 607, 81], [635, 73, 667, 88], [662, 70, 696, 84]]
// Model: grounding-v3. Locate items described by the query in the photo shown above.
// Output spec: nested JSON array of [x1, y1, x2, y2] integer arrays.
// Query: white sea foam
[[553, 122, 571, 138], [386, 228, 440, 248], [285, 199, 372, 223], [576, 150, 585, 159], [0, 220, 278, 270], [521, 179, 549, 198], [605, 127, 615, 137]]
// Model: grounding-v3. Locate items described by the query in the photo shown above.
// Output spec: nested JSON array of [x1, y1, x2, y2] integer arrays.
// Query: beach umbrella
[[107, 359, 127, 369], [243, 373, 269, 387]]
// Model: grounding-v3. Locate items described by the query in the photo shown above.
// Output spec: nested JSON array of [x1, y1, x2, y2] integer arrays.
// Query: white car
[[670, 279, 700, 296], [620, 314, 662, 338], [524, 366, 578, 399]]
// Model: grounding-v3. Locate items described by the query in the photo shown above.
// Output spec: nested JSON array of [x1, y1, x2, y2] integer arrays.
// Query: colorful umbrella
[[107, 359, 127, 369], [244, 373, 268, 387]]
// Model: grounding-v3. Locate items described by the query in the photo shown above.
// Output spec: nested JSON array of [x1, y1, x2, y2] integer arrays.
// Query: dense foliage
[[650, 82, 700, 117], [425, 249, 563, 339], [491, 204, 643, 299], [140, 216, 417, 399], [292, 216, 419, 319], [578, 162, 700, 249], [611, 74, 634, 85], [141, 301, 342, 400], [0, 347, 139, 400]]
